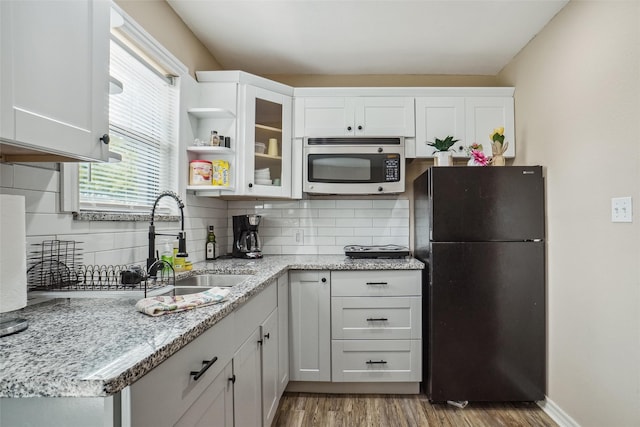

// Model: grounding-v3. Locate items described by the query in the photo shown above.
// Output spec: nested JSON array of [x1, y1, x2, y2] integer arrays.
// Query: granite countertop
[[0, 255, 423, 399]]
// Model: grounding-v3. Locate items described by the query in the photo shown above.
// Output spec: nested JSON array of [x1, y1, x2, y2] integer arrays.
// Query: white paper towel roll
[[0, 194, 27, 313]]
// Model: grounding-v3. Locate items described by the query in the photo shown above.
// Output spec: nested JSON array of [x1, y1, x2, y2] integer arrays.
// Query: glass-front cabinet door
[[239, 85, 292, 198]]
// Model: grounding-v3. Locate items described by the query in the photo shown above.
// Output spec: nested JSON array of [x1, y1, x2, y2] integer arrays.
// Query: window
[[78, 11, 181, 214]]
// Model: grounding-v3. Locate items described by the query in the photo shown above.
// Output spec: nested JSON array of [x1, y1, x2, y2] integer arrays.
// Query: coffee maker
[[232, 214, 263, 258]]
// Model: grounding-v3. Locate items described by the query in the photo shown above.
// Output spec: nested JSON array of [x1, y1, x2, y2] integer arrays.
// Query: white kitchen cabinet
[[174, 362, 234, 427], [195, 71, 294, 199], [233, 327, 263, 427], [0, 0, 110, 162], [239, 85, 293, 198], [415, 97, 466, 158], [261, 308, 280, 427], [331, 270, 422, 383], [294, 97, 415, 137], [126, 314, 234, 426], [465, 97, 515, 158], [289, 270, 331, 382], [277, 274, 290, 396]]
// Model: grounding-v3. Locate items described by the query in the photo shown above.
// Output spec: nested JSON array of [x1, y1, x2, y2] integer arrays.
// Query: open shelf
[[187, 146, 234, 155]]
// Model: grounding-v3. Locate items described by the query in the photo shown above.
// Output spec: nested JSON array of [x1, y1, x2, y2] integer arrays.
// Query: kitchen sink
[[167, 274, 252, 297], [175, 274, 252, 288]]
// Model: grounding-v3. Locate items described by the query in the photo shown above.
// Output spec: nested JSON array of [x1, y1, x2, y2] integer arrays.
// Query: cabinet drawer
[[331, 270, 421, 297], [331, 339, 421, 382], [129, 314, 234, 427], [331, 297, 421, 340]]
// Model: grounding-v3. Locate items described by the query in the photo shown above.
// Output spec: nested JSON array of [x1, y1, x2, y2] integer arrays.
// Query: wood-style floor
[[273, 392, 558, 427]]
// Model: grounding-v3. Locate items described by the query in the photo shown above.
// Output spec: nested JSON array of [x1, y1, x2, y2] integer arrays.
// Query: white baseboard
[[538, 397, 581, 427]]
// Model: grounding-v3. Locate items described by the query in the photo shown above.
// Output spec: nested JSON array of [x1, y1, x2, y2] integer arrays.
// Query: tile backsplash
[[227, 199, 410, 255], [1, 163, 410, 265]]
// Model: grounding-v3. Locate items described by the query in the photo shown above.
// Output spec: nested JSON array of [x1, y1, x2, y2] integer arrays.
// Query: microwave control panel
[[383, 155, 401, 182]]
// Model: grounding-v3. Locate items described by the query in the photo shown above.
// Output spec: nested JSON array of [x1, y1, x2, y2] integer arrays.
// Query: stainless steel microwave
[[303, 137, 405, 194]]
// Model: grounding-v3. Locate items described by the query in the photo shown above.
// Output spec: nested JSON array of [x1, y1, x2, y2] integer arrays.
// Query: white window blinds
[[79, 39, 179, 213]]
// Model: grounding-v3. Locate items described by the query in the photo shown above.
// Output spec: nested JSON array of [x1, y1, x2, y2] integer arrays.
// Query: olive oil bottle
[[205, 225, 216, 260]]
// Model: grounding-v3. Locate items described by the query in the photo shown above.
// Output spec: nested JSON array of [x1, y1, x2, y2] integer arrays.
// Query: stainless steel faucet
[[147, 191, 188, 276]]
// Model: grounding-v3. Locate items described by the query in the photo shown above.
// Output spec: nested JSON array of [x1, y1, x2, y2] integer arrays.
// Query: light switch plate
[[611, 197, 633, 222]]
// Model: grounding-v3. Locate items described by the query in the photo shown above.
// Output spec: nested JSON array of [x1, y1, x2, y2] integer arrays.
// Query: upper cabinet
[[0, 0, 110, 162], [189, 71, 294, 199], [414, 89, 515, 159], [294, 95, 415, 137], [464, 97, 515, 158], [414, 97, 466, 157]]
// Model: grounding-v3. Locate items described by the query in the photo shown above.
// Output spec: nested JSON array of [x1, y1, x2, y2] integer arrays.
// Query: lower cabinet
[[174, 362, 234, 427], [289, 269, 422, 389], [277, 274, 289, 395], [261, 308, 279, 427], [289, 270, 331, 381], [233, 328, 263, 427], [127, 276, 286, 427]]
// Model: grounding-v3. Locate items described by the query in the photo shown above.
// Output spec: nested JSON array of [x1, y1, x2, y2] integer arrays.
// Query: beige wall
[[498, 1, 640, 426], [115, 0, 221, 77]]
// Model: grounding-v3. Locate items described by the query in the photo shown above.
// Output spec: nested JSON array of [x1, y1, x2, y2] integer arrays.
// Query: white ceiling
[[167, 0, 568, 76]]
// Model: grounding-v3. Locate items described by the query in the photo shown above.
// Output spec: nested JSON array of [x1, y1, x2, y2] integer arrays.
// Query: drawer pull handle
[[366, 360, 387, 365], [366, 318, 388, 322], [190, 356, 218, 381], [366, 282, 388, 285]]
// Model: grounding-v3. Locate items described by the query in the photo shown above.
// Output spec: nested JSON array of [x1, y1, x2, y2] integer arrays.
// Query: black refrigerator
[[414, 166, 546, 402]]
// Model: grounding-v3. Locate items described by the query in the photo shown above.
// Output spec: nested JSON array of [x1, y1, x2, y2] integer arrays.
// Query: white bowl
[[255, 142, 266, 154]]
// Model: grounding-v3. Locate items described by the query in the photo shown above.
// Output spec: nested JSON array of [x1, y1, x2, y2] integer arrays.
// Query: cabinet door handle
[[258, 339, 263, 345], [357, 125, 363, 131], [190, 356, 218, 381], [321, 277, 327, 283], [366, 282, 388, 286], [264, 332, 270, 340], [347, 126, 352, 132], [228, 374, 236, 384], [366, 360, 387, 365], [99, 134, 110, 145], [366, 318, 388, 322]]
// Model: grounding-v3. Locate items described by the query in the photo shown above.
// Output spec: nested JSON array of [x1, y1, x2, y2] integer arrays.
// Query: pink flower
[[471, 150, 490, 166]]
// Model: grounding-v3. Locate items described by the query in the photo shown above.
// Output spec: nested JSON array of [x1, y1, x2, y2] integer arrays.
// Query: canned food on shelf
[[189, 160, 212, 185]]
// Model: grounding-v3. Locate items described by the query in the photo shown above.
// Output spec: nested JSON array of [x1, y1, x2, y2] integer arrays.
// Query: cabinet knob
[[248, 183, 253, 188], [377, 147, 383, 153], [264, 332, 270, 340], [378, 186, 383, 192], [99, 134, 110, 145], [228, 374, 236, 384], [357, 125, 363, 131], [347, 126, 352, 131], [321, 277, 327, 283]]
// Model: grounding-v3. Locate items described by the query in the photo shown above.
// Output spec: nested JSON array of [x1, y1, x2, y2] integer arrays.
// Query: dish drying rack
[[27, 240, 174, 298]]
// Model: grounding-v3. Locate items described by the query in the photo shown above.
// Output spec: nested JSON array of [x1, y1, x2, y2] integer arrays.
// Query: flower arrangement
[[470, 150, 490, 166], [427, 135, 459, 153], [490, 127, 509, 156]]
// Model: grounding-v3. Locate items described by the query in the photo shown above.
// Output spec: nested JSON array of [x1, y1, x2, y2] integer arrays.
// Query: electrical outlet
[[294, 229, 304, 245], [611, 197, 633, 223]]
